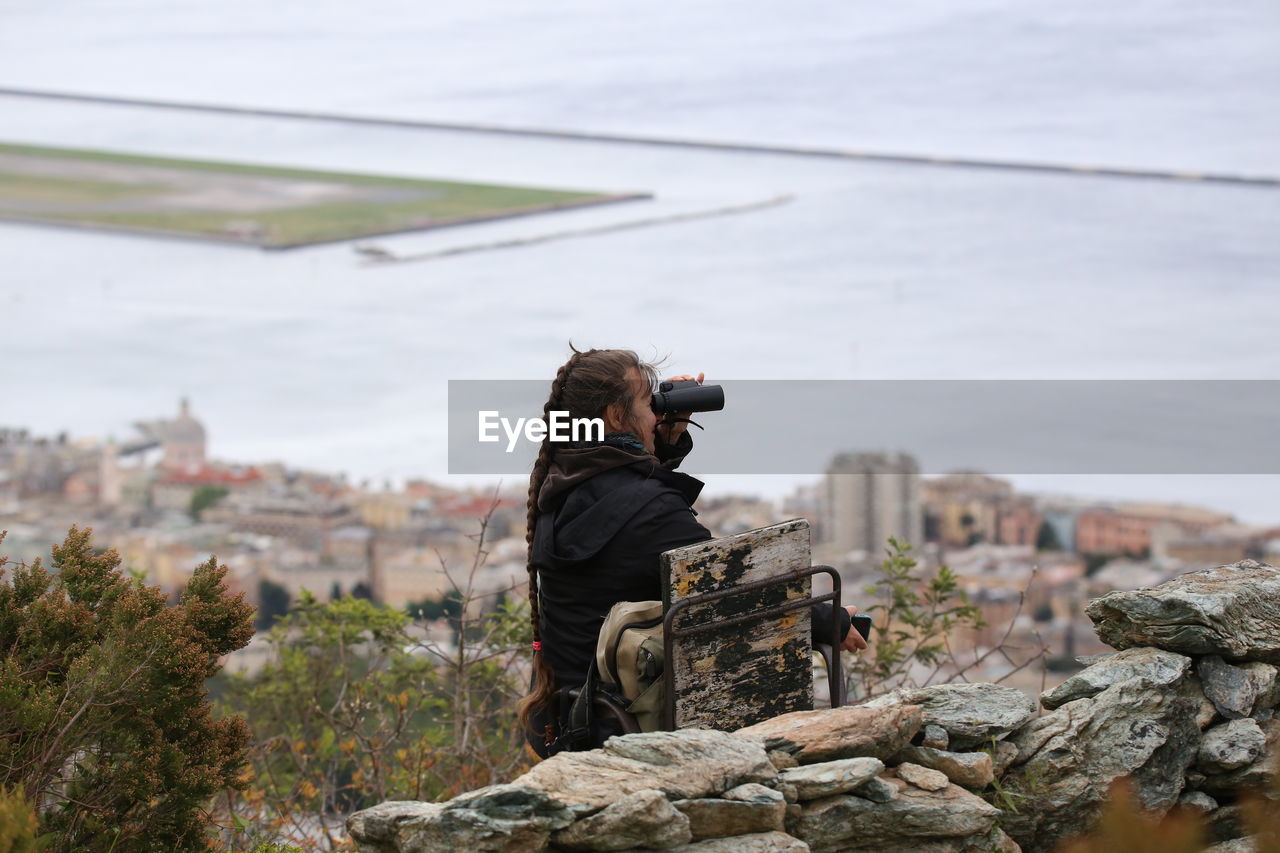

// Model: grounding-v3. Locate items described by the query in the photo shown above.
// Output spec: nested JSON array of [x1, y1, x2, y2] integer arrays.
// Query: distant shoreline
[[3, 86, 1278, 190]]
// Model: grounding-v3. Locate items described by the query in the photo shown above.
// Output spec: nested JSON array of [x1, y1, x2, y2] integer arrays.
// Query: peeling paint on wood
[[662, 519, 814, 730]]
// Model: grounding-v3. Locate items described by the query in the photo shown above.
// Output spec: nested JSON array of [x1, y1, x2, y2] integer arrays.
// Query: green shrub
[[214, 506, 533, 851], [0, 527, 255, 852], [0, 784, 39, 853]]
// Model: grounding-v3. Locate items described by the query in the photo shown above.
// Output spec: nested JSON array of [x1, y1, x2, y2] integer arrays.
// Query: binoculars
[[651, 379, 725, 414]]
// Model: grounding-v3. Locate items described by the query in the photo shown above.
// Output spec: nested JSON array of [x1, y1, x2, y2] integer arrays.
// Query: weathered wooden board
[[661, 518, 813, 730]]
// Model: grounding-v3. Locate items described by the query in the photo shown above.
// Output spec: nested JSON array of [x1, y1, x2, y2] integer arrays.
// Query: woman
[[518, 347, 866, 757]]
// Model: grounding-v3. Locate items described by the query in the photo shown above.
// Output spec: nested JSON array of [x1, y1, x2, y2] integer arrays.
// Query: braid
[[517, 349, 587, 737], [516, 346, 656, 746]]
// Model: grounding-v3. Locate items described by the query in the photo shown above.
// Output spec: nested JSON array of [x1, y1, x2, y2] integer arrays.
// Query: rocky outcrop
[[346, 720, 1011, 853], [348, 560, 1279, 853], [999, 560, 1280, 852], [1000, 676, 1202, 850]]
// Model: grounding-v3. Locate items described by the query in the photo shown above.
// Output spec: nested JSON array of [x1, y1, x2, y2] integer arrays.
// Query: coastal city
[[4, 399, 1274, 689], [3, 0, 1277, 846]]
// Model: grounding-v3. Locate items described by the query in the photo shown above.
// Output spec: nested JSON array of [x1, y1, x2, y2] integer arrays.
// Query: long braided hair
[[518, 346, 660, 738]]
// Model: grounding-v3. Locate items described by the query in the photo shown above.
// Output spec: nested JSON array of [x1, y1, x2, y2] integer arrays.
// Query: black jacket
[[533, 433, 708, 688], [532, 433, 849, 693]]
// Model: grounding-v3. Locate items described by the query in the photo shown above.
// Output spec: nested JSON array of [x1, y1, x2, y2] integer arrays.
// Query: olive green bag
[[595, 600, 666, 732]]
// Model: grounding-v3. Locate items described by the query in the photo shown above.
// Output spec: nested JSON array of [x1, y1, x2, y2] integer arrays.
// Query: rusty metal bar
[[662, 565, 842, 730]]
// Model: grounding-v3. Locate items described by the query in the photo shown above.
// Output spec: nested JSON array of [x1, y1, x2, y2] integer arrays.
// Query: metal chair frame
[[659, 564, 845, 731]]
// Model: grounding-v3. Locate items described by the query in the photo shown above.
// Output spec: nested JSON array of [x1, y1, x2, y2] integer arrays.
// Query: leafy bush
[[189, 484, 230, 520], [0, 527, 255, 853], [0, 784, 39, 853], [845, 537, 1047, 698], [214, 509, 533, 851]]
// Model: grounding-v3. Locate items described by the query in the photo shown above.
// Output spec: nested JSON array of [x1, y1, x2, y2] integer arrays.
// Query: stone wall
[[347, 560, 1279, 853]]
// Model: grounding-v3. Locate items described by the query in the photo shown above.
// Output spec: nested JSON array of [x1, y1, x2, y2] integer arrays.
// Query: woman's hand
[[841, 604, 869, 653], [655, 372, 704, 445]]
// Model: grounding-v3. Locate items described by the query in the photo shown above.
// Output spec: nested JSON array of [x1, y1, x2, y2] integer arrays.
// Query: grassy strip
[[0, 141, 593, 194], [0, 141, 626, 247], [0, 172, 162, 203], [63, 195, 618, 246]]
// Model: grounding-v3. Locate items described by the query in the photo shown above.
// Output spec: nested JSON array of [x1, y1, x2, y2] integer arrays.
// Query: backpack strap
[[546, 660, 600, 755], [566, 660, 598, 749]]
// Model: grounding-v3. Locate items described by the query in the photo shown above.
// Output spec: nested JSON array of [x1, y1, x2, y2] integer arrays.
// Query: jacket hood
[[537, 443, 657, 512], [533, 443, 702, 565]]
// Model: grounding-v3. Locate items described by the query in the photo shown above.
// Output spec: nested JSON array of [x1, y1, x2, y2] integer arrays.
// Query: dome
[[163, 398, 206, 446]]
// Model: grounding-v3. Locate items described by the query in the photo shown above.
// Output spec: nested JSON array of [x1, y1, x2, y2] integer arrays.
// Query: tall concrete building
[[823, 451, 923, 560]]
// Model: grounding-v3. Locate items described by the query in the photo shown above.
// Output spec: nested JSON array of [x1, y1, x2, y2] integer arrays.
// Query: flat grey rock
[[1039, 647, 1191, 710], [1203, 839, 1258, 853], [724, 783, 785, 805], [1177, 790, 1218, 815], [613, 831, 811, 852], [1198, 718, 1267, 774], [347, 801, 444, 852], [737, 704, 922, 763], [921, 724, 950, 750], [552, 789, 689, 851], [786, 777, 999, 853], [1241, 662, 1280, 712], [348, 784, 575, 853], [705, 827, 1016, 853], [673, 796, 786, 841], [893, 745, 995, 790], [1086, 560, 1280, 663], [1198, 656, 1260, 720], [777, 757, 884, 800], [861, 683, 1037, 750], [513, 729, 775, 810], [895, 762, 950, 792], [854, 776, 898, 803]]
